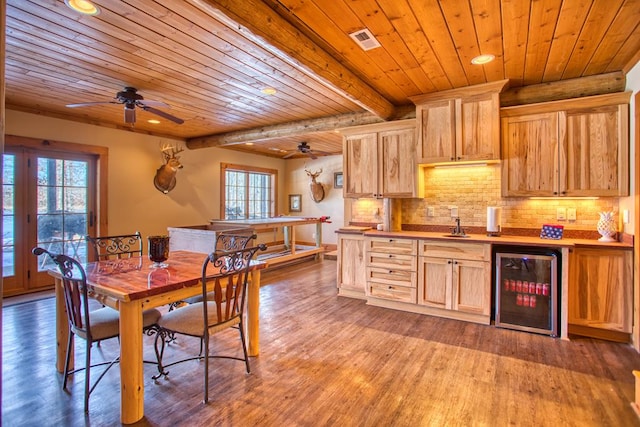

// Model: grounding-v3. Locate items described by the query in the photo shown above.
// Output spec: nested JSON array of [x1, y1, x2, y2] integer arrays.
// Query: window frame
[[220, 163, 278, 220]]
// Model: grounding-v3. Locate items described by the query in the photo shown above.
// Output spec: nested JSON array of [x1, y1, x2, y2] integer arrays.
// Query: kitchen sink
[[443, 234, 470, 238]]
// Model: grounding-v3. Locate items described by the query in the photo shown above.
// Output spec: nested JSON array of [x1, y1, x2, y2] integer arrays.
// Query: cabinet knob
[[448, 260, 452, 264], [388, 254, 394, 258]]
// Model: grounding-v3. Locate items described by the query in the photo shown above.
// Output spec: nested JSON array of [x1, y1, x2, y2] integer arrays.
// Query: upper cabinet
[[501, 92, 630, 197], [410, 80, 508, 165], [340, 119, 423, 199]]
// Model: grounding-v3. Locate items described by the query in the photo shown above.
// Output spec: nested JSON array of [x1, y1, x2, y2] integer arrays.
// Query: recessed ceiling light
[[245, 142, 254, 146], [148, 119, 161, 124], [261, 87, 277, 95], [65, 0, 101, 16], [471, 54, 495, 65]]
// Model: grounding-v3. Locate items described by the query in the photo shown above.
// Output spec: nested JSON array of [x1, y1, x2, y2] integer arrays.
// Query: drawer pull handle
[[388, 286, 394, 290], [388, 270, 393, 274]]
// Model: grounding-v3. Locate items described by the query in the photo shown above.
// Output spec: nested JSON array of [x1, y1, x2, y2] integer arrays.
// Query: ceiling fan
[[66, 87, 184, 125], [283, 142, 330, 159]]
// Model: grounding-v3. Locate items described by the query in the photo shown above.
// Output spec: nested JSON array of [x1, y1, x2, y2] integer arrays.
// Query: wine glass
[[148, 235, 170, 268]]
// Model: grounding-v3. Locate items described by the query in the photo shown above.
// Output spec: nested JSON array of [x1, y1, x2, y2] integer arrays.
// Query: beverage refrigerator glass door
[[493, 246, 561, 337]]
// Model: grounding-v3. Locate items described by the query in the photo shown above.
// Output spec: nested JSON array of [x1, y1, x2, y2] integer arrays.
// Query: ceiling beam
[[500, 71, 626, 107], [187, 108, 415, 149], [190, 0, 396, 120]]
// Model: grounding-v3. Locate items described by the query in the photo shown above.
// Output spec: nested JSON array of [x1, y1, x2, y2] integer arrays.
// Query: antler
[[305, 168, 323, 178], [160, 143, 184, 161]]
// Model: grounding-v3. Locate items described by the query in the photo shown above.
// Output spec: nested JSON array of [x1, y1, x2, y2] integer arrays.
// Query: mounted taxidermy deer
[[305, 168, 325, 203], [154, 144, 184, 194]]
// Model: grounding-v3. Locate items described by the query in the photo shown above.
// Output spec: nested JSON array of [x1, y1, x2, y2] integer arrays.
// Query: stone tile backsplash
[[350, 163, 619, 231]]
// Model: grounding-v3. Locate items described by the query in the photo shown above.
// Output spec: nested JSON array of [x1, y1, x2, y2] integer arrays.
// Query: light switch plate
[[427, 206, 435, 217], [450, 206, 458, 217], [623, 209, 629, 224], [556, 207, 566, 221], [567, 208, 576, 221]]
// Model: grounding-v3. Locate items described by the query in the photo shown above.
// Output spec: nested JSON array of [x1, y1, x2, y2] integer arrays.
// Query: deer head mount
[[305, 168, 325, 203], [154, 143, 184, 194]]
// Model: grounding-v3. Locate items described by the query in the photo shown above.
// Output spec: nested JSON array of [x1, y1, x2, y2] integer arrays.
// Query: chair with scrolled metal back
[[171, 233, 257, 310], [31, 247, 161, 413], [153, 243, 267, 402], [85, 232, 143, 261]]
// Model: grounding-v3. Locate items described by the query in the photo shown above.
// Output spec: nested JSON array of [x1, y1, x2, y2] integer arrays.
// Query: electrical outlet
[[556, 207, 566, 221], [427, 206, 435, 217], [567, 208, 576, 221], [450, 206, 458, 218]]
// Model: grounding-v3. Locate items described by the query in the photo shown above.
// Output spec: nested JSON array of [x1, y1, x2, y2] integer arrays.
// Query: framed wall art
[[334, 172, 343, 189], [289, 194, 302, 212]]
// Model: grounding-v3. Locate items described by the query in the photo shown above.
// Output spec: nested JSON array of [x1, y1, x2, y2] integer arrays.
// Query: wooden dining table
[[51, 250, 266, 424]]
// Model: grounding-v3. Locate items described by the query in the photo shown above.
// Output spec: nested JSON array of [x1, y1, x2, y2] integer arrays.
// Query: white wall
[[284, 156, 343, 245], [621, 59, 640, 234], [5, 110, 289, 240]]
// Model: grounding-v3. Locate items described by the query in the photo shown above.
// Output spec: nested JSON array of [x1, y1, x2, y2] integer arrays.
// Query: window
[[221, 163, 277, 220]]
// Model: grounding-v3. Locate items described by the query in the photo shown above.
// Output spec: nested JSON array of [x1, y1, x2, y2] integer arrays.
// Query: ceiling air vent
[[349, 28, 381, 51]]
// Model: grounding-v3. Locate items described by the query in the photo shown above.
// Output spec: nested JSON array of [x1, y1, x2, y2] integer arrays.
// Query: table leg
[[54, 277, 73, 373], [119, 301, 144, 424], [247, 269, 261, 356]]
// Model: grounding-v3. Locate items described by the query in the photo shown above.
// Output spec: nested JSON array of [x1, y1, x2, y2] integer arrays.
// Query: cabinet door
[[418, 257, 452, 310], [501, 112, 559, 197], [379, 128, 417, 198], [564, 104, 629, 196], [337, 235, 367, 294], [452, 259, 490, 315], [416, 99, 455, 163], [457, 93, 500, 162], [343, 133, 378, 198], [569, 248, 632, 333]]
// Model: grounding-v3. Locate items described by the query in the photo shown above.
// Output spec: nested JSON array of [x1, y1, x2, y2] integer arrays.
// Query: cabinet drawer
[[369, 282, 417, 303], [367, 237, 417, 255], [419, 241, 489, 261], [367, 266, 416, 287], [367, 252, 417, 270]]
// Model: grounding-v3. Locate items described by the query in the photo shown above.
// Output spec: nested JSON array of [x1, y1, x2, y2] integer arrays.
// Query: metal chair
[[153, 243, 267, 403], [171, 233, 257, 310], [85, 232, 143, 261], [32, 247, 161, 413]]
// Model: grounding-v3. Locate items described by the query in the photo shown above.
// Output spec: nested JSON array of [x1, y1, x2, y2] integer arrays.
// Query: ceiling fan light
[[124, 104, 136, 124], [65, 0, 100, 16], [471, 54, 495, 65]]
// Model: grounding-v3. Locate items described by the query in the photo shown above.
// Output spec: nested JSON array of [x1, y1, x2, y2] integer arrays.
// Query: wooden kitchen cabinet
[[568, 247, 633, 337], [336, 233, 367, 299], [411, 80, 507, 165], [501, 92, 630, 197], [366, 237, 417, 303], [418, 240, 491, 324], [341, 120, 421, 199]]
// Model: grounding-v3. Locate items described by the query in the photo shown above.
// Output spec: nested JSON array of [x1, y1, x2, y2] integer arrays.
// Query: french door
[[3, 146, 97, 296]]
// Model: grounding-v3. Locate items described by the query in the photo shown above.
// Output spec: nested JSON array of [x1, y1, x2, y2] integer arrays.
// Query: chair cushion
[[158, 302, 240, 337], [74, 307, 161, 341], [77, 307, 120, 341]]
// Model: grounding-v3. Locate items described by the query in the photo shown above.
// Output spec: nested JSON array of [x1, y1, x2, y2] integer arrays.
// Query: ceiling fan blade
[[138, 99, 170, 108], [66, 101, 120, 108], [140, 105, 185, 124]]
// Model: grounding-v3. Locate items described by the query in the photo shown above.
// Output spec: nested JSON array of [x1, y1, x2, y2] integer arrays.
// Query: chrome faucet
[[451, 217, 466, 236]]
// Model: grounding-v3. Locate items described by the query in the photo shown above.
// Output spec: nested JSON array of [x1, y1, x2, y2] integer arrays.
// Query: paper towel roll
[[487, 207, 502, 233]]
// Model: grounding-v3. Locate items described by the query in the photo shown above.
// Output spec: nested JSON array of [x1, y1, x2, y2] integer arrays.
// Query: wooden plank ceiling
[[4, 0, 640, 159]]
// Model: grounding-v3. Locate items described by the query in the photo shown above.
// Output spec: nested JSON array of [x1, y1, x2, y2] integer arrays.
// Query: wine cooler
[[493, 246, 561, 337]]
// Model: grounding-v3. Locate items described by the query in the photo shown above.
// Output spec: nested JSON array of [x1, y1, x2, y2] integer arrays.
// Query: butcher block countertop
[[337, 227, 633, 249]]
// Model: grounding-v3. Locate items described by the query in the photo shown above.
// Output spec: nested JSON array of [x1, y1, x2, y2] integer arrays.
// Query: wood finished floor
[[2, 258, 640, 426]]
